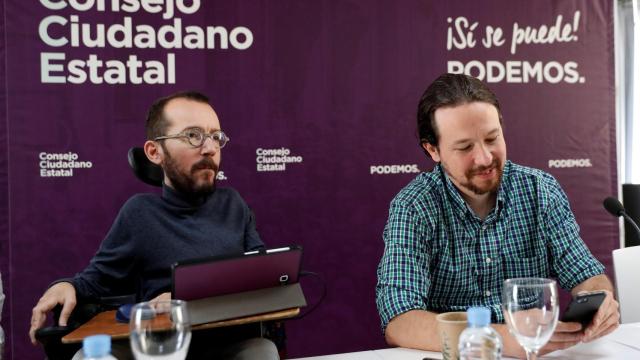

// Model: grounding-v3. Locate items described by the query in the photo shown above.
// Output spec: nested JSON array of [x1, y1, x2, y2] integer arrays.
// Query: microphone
[[603, 197, 640, 239], [603, 197, 625, 217]]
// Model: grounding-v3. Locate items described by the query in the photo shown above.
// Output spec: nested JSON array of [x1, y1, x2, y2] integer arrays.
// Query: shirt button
[[485, 291, 492, 297], [485, 257, 492, 263], [482, 225, 488, 230]]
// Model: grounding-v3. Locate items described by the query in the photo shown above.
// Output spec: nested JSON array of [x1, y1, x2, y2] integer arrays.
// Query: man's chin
[[193, 178, 216, 193], [469, 178, 500, 195], [194, 169, 216, 181], [195, 167, 216, 175]]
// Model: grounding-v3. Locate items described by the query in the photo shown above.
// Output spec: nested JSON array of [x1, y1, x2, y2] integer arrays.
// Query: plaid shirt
[[376, 161, 604, 332]]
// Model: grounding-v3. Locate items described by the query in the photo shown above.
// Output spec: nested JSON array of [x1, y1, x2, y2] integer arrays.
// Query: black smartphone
[[561, 291, 606, 328]]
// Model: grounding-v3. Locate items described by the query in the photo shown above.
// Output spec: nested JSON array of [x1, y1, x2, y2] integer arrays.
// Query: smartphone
[[561, 291, 606, 328]]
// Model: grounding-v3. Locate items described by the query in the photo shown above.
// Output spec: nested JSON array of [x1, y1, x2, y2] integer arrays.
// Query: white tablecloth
[[291, 323, 640, 360]]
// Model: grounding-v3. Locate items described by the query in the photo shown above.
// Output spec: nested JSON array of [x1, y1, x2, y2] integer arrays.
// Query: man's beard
[[161, 146, 219, 196], [444, 158, 503, 195]]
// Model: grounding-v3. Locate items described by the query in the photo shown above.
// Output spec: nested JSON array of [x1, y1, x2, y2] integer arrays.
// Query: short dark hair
[[146, 91, 210, 140], [417, 73, 502, 147]]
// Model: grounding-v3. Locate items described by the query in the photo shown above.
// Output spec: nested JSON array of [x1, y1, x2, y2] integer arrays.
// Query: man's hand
[[150, 292, 171, 303], [570, 275, 620, 343], [29, 282, 77, 345], [582, 289, 620, 342], [538, 321, 584, 355], [499, 321, 583, 359]]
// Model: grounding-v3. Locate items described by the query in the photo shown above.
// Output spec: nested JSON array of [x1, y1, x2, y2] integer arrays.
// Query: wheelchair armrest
[[33, 302, 97, 347], [35, 325, 74, 346], [34, 294, 136, 359]]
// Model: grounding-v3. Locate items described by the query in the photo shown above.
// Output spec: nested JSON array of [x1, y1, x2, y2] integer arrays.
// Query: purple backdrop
[[0, 1, 616, 359]]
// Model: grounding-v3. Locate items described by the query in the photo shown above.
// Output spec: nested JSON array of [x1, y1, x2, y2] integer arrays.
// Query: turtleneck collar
[[161, 183, 214, 207]]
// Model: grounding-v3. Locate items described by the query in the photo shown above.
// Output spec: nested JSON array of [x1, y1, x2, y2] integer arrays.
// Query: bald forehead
[[164, 97, 215, 118], [163, 97, 220, 131]]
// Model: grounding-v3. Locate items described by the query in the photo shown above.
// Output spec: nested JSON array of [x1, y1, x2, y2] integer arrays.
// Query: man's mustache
[[468, 159, 500, 176], [191, 157, 219, 173]]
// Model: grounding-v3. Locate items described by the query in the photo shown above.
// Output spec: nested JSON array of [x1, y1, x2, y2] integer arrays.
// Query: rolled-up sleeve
[[376, 199, 432, 333]]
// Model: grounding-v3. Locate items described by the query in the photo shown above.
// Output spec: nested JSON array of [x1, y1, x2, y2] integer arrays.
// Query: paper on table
[[545, 323, 640, 359], [604, 323, 640, 350], [546, 339, 635, 359]]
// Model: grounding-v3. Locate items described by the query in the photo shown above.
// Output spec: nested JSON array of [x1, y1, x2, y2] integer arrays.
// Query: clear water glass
[[129, 299, 191, 360], [502, 278, 559, 360]]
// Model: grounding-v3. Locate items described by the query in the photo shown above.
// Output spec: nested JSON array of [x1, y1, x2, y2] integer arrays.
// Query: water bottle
[[73, 335, 118, 360], [458, 307, 502, 360]]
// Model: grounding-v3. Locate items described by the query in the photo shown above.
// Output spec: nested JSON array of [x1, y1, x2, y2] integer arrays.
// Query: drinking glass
[[502, 278, 559, 360], [129, 299, 191, 360]]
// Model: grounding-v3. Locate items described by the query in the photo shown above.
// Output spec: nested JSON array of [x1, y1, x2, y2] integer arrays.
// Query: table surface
[[61, 307, 300, 344], [291, 323, 640, 360]]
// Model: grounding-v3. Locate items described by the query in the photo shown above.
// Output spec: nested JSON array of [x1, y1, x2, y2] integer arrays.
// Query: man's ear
[[143, 140, 163, 165], [422, 142, 441, 162]]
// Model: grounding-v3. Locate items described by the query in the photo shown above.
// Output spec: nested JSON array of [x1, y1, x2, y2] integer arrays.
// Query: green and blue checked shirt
[[376, 161, 604, 332]]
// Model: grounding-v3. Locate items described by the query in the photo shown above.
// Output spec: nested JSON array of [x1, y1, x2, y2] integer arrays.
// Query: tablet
[[171, 245, 306, 325], [171, 245, 302, 301]]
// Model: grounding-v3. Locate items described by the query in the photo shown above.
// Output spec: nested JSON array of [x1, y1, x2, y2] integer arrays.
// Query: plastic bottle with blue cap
[[75, 335, 118, 360], [458, 306, 502, 360]]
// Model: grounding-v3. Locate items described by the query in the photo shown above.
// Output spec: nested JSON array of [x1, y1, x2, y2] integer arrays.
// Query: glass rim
[[131, 299, 187, 310], [503, 277, 557, 286], [129, 299, 190, 329]]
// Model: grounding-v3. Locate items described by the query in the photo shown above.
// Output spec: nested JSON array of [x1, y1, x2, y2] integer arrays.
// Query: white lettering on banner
[[37, 0, 251, 85], [256, 148, 290, 156], [41, 52, 175, 84], [255, 148, 303, 172], [446, 16, 478, 50], [40, 169, 74, 177], [38, 16, 253, 50], [39, 15, 68, 47], [548, 159, 592, 168], [39, 152, 79, 160], [40, 0, 67, 11], [38, 152, 93, 177], [443, 11, 586, 85], [447, 60, 584, 84], [39, 0, 201, 20], [370, 164, 420, 175], [511, 12, 580, 55], [41, 52, 67, 83]]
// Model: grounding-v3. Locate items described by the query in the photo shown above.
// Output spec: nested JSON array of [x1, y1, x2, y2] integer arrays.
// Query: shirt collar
[[495, 160, 511, 211]]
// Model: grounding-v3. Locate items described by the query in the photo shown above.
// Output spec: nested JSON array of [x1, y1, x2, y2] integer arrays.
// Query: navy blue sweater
[[70, 185, 264, 302]]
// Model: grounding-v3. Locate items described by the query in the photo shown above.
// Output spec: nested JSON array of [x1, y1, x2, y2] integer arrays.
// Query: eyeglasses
[[154, 128, 230, 149]]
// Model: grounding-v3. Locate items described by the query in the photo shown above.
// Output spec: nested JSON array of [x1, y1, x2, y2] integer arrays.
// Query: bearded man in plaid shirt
[[376, 73, 620, 358]]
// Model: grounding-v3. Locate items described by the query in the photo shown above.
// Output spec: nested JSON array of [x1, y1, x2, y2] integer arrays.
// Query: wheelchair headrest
[[127, 147, 164, 187]]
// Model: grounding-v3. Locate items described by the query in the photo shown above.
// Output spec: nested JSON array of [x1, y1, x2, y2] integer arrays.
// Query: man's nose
[[200, 136, 219, 155], [473, 144, 493, 166]]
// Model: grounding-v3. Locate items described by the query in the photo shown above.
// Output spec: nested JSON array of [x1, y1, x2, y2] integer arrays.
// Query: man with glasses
[[29, 91, 279, 359]]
